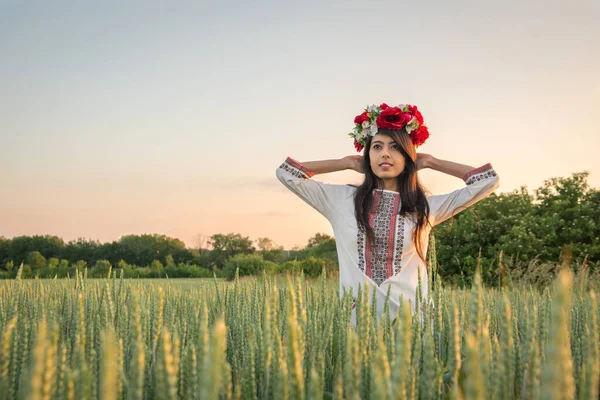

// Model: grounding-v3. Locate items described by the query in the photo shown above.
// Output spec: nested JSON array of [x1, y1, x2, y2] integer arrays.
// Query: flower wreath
[[348, 103, 430, 152]]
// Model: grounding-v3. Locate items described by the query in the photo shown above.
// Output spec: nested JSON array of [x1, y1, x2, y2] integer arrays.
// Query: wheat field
[[0, 264, 598, 400]]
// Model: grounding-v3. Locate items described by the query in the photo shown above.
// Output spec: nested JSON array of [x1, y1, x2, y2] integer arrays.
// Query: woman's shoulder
[[327, 184, 357, 210], [342, 184, 360, 198], [336, 184, 358, 200]]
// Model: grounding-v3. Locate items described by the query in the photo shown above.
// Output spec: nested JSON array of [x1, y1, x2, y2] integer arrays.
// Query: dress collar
[[371, 189, 401, 213], [373, 188, 400, 195]]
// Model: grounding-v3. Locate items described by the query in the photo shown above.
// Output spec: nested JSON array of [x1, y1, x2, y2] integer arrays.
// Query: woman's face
[[368, 133, 406, 181]]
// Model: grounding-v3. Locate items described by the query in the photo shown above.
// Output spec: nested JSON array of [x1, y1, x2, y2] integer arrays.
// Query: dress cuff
[[279, 157, 316, 179], [462, 163, 497, 185]]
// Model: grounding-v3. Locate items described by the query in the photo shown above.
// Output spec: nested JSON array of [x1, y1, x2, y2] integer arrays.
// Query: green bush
[[223, 254, 275, 280], [164, 263, 215, 278], [275, 257, 333, 278], [277, 260, 302, 275], [89, 260, 112, 278], [298, 256, 333, 278]]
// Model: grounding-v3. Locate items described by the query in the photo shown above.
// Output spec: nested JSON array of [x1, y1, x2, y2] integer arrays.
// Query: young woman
[[276, 103, 499, 327]]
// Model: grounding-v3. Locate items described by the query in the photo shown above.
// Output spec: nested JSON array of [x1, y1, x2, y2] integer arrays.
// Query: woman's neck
[[377, 178, 399, 192]]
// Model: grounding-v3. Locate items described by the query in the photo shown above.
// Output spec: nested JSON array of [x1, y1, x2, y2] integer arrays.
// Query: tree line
[[0, 230, 337, 281], [1, 171, 598, 286]]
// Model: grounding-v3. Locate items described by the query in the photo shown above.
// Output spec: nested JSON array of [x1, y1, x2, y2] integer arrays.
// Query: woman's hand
[[416, 153, 434, 171], [342, 155, 364, 174]]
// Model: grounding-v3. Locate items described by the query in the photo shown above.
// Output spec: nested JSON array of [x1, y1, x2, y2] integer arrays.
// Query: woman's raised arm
[[417, 153, 474, 178], [275, 156, 357, 221], [420, 154, 500, 226], [300, 155, 363, 175]]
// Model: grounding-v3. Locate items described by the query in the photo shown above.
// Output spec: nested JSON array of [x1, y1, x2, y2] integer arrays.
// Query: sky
[[1, 0, 599, 250]]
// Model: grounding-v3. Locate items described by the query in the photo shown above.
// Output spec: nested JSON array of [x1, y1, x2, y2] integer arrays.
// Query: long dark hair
[[353, 127, 432, 264]]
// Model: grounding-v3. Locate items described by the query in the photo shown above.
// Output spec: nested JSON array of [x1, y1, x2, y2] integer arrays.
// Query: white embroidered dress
[[276, 157, 500, 326]]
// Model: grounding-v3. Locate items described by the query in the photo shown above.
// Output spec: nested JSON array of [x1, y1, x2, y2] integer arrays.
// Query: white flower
[[361, 120, 370, 129], [369, 123, 378, 136], [405, 117, 419, 133], [367, 104, 379, 113]]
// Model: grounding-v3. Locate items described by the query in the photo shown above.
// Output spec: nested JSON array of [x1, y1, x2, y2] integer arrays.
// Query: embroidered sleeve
[[278, 157, 315, 180], [276, 156, 346, 220], [427, 163, 499, 226]]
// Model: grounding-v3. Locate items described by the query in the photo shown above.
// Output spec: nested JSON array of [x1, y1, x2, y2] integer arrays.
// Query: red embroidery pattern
[[464, 169, 497, 186], [462, 163, 497, 185], [283, 157, 315, 178], [279, 160, 311, 180], [393, 215, 405, 275], [358, 190, 404, 286], [462, 163, 492, 180], [357, 226, 367, 274]]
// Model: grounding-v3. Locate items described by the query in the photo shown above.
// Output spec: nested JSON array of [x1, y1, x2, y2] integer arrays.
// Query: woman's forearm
[[300, 158, 349, 175], [426, 157, 475, 179]]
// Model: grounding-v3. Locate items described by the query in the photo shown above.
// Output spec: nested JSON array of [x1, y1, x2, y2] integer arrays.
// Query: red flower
[[410, 125, 429, 146], [353, 139, 364, 152], [379, 103, 389, 110], [376, 107, 411, 130], [407, 104, 424, 125], [354, 111, 370, 125]]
